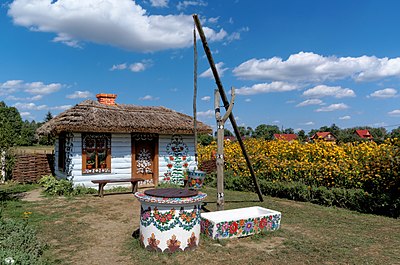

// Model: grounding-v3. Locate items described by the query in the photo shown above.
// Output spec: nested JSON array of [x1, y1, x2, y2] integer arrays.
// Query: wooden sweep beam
[[193, 14, 264, 202]]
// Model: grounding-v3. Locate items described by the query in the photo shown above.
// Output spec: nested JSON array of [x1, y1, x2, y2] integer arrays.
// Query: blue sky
[[1, 0, 400, 133]]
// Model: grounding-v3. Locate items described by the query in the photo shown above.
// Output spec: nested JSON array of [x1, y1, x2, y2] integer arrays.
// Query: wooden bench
[[91, 178, 145, 197]]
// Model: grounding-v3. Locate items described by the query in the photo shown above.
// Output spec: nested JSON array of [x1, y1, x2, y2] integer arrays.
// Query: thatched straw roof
[[37, 100, 212, 136]]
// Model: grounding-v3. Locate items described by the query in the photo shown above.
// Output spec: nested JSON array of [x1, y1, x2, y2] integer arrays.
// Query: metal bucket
[[187, 170, 206, 189]]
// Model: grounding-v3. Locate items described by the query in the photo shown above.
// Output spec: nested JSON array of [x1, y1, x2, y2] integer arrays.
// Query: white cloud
[[20, 111, 33, 119], [303, 85, 356, 98], [208, 16, 219, 23], [201, 96, 210, 102], [388, 109, 400, 116], [51, 105, 72, 110], [177, 0, 207, 10], [24, 82, 62, 95], [139, 95, 159, 101], [14, 102, 48, 110], [296, 99, 324, 107], [235, 81, 298, 95], [372, 122, 387, 127], [197, 109, 214, 118], [6, 95, 43, 101], [315, 103, 349, 112], [224, 26, 249, 44], [299, 121, 315, 126], [66, 91, 92, 99], [150, 0, 168, 8], [1, 79, 23, 89], [200, 62, 228, 78], [368, 88, 398, 98], [111, 60, 152, 72], [8, 0, 226, 52], [245, 98, 251, 102], [110, 63, 127, 71], [129, 60, 154, 72], [339, 115, 351, 120], [232, 51, 400, 82]]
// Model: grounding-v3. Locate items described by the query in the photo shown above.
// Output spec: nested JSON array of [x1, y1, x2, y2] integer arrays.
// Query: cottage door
[[132, 134, 158, 186]]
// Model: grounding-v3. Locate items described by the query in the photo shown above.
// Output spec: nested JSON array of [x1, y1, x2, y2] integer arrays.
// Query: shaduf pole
[[215, 87, 235, 211], [193, 14, 264, 202]]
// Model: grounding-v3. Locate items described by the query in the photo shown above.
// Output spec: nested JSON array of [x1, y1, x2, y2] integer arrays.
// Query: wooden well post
[[215, 88, 235, 211]]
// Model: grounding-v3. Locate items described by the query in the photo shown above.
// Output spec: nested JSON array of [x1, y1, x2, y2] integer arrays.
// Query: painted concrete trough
[[200, 206, 281, 239]]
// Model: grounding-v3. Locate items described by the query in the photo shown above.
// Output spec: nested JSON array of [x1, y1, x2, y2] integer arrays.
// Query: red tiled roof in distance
[[273, 134, 298, 141], [355, 129, 373, 139]]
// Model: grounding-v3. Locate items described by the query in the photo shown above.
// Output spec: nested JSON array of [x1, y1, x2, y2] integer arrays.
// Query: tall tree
[[283, 128, 295, 134], [44, 111, 53, 122], [297, 130, 306, 142], [390, 127, 400, 138], [254, 124, 281, 140], [39, 112, 56, 146], [0, 101, 23, 182]]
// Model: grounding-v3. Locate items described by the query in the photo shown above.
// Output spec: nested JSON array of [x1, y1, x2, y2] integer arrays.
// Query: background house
[[355, 129, 373, 140], [37, 93, 211, 188], [273, 134, 298, 142], [310, 132, 337, 142]]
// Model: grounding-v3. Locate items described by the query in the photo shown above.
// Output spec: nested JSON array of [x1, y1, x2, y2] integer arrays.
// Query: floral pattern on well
[[145, 233, 162, 252], [163, 135, 193, 185], [141, 233, 195, 253], [140, 205, 201, 232], [184, 232, 198, 251], [135, 191, 207, 205], [165, 235, 182, 253], [202, 214, 281, 239]]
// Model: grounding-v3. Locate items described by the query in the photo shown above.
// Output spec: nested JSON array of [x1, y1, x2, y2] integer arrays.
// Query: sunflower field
[[198, 138, 400, 198]]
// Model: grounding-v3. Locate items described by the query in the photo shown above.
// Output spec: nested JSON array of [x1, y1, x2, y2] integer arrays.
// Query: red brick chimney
[[96, 93, 117, 105]]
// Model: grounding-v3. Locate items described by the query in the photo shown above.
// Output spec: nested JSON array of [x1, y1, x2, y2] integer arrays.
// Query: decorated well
[[135, 188, 207, 253]]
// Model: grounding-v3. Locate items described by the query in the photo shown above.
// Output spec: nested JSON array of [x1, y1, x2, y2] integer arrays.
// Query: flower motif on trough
[[200, 218, 214, 238]]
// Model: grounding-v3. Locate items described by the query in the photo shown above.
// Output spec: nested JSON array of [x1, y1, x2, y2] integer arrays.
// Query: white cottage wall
[[54, 133, 195, 189], [158, 134, 196, 183], [55, 133, 132, 189]]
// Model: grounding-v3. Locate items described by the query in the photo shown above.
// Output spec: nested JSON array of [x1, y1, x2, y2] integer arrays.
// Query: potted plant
[[86, 161, 94, 169]]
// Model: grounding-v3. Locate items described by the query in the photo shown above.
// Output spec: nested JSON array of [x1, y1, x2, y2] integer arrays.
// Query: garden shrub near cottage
[[38, 175, 96, 196], [198, 138, 400, 217]]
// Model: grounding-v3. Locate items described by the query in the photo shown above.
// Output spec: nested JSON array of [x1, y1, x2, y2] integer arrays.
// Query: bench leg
[[99, 183, 107, 197], [131, 181, 139, 194]]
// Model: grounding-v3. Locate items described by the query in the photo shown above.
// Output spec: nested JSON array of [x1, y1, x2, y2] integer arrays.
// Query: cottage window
[[58, 132, 66, 171], [82, 133, 111, 174]]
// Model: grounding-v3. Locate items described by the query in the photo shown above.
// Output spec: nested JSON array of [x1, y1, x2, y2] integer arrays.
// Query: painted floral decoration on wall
[[163, 135, 193, 185]]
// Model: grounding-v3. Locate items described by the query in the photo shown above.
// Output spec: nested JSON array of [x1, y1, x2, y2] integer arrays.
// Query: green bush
[[257, 180, 399, 218], [0, 216, 48, 264], [38, 175, 96, 196], [206, 172, 399, 218]]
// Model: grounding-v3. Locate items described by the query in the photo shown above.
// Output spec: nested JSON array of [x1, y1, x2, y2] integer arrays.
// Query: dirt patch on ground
[[21, 188, 45, 202], [31, 191, 140, 265]]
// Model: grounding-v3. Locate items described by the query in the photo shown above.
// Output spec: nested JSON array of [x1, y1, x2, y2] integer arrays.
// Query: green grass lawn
[[1, 184, 399, 265]]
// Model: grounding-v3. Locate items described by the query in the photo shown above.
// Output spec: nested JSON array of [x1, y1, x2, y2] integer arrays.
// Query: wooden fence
[[11, 148, 54, 183]]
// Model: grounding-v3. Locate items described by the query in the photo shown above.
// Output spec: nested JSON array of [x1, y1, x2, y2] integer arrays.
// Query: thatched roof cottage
[[37, 93, 212, 188]]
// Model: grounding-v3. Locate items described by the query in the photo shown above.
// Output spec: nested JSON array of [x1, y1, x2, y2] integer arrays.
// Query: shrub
[[38, 175, 96, 196], [0, 216, 48, 264]]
